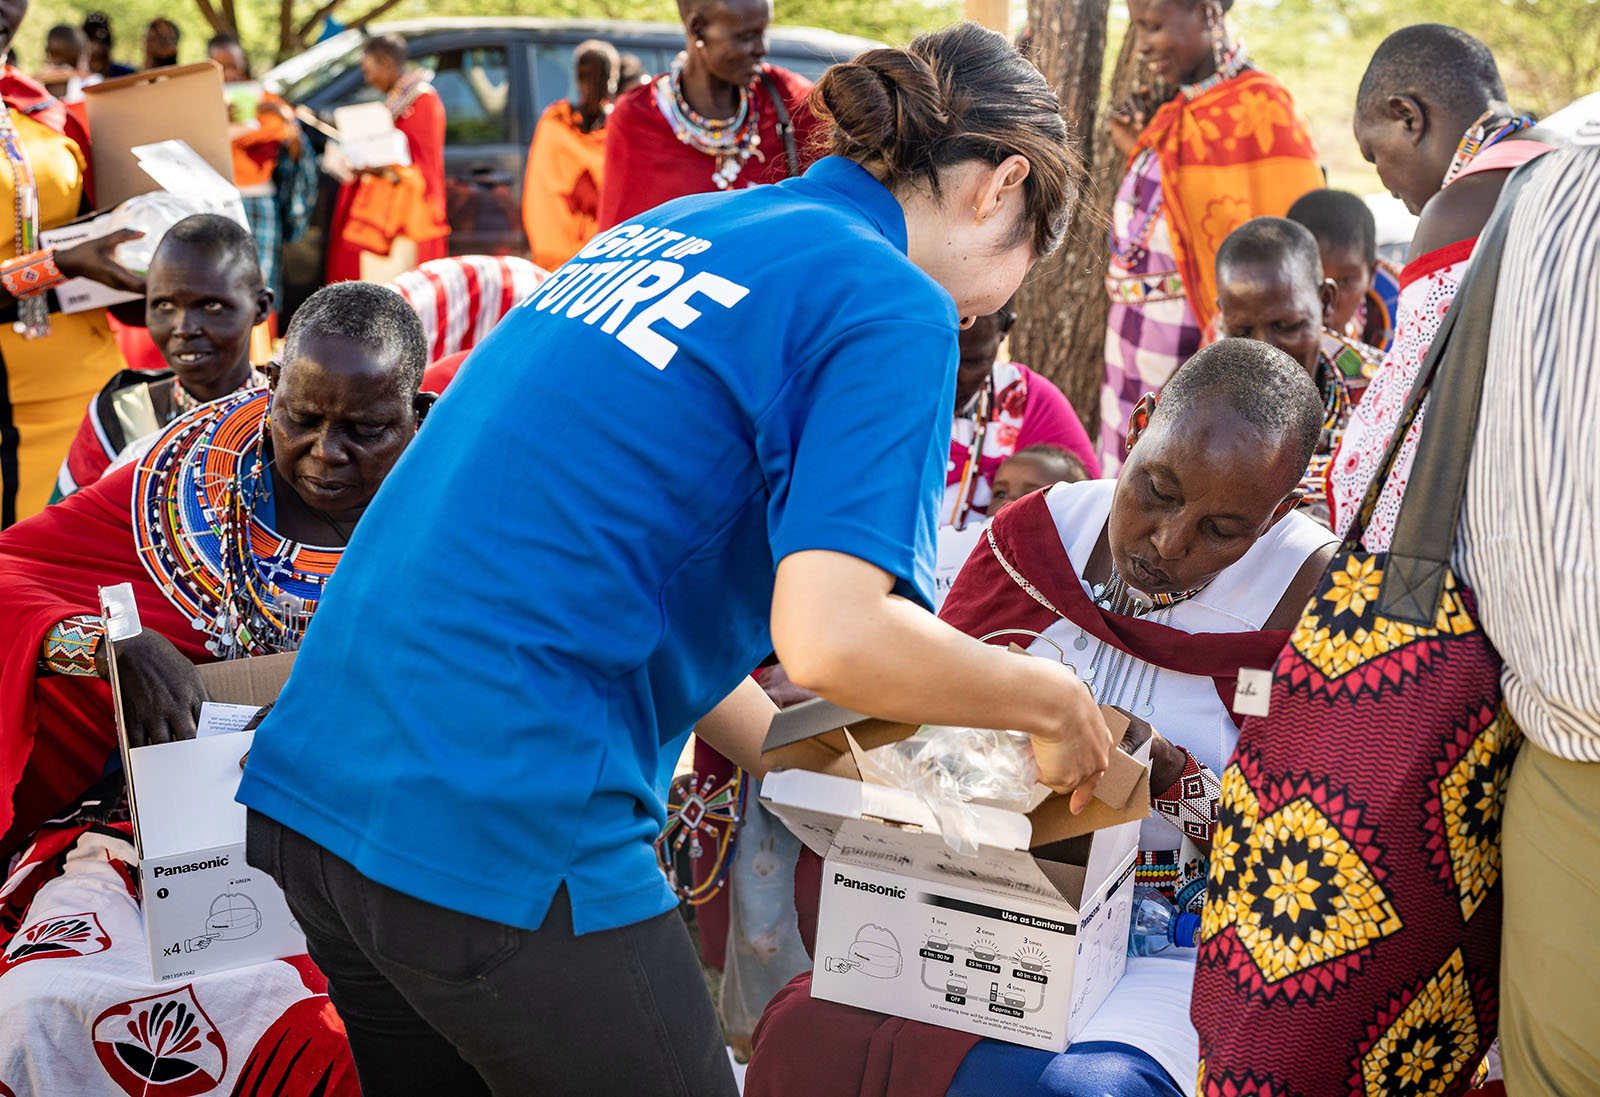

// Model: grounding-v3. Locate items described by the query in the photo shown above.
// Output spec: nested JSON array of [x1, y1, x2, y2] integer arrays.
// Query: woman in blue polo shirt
[[238, 23, 1108, 1096]]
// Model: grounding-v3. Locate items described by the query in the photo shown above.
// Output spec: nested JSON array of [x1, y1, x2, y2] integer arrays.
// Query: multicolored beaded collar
[[132, 389, 341, 660], [1179, 41, 1250, 99], [653, 52, 763, 190]]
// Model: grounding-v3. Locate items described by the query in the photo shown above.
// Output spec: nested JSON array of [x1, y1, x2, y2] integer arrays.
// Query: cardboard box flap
[[761, 697, 920, 778], [128, 733, 254, 859], [196, 652, 297, 707], [85, 62, 233, 204], [761, 698, 1152, 818], [761, 768, 1035, 852]]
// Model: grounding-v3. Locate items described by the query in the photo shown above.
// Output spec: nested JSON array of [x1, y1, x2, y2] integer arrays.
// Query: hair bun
[[814, 48, 949, 185], [812, 24, 1084, 259]]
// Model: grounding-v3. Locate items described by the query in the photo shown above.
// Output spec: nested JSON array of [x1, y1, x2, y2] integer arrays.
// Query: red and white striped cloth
[[384, 255, 547, 363]]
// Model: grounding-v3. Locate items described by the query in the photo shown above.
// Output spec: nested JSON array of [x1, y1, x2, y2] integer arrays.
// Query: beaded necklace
[[1441, 110, 1534, 189], [655, 767, 747, 905], [384, 68, 432, 121], [1316, 355, 1349, 452], [653, 52, 763, 190], [133, 390, 342, 659], [985, 526, 1209, 717], [947, 375, 994, 529], [0, 103, 47, 339], [169, 365, 269, 417], [1178, 40, 1249, 99]]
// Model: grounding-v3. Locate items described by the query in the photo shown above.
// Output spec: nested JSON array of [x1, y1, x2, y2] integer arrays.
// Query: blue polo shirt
[[237, 157, 958, 934]]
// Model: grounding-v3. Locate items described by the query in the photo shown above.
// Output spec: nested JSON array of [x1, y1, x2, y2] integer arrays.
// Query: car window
[[533, 43, 573, 116], [430, 47, 512, 145]]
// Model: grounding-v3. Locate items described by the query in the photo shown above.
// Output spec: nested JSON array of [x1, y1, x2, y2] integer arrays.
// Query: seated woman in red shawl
[[0, 282, 429, 1096], [55, 214, 273, 498], [746, 339, 1336, 1097], [596, 0, 824, 229]]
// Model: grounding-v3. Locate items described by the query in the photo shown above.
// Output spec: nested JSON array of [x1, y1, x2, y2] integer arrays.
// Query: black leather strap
[[758, 69, 801, 178], [1376, 153, 1549, 624]]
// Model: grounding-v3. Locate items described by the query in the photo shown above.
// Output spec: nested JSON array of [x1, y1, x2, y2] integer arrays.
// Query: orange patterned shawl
[[1134, 69, 1323, 331]]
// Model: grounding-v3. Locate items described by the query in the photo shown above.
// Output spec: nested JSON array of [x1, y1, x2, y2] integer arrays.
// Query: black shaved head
[[361, 33, 408, 68], [283, 282, 428, 398], [1356, 24, 1504, 123], [1151, 337, 1324, 477], [1216, 217, 1324, 297], [1287, 189, 1376, 265], [156, 214, 263, 292]]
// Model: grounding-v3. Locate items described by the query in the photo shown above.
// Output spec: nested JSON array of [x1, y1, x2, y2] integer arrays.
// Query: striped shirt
[[1456, 128, 1600, 762]]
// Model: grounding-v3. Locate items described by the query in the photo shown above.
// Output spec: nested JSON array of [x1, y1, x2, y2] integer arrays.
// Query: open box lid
[[760, 698, 1150, 850], [99, 584, 294, 859], [84, 62, 234, 205]]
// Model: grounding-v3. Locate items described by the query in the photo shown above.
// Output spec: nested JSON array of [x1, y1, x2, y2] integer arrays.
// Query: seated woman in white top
[[746, 338, 1337, 1097]]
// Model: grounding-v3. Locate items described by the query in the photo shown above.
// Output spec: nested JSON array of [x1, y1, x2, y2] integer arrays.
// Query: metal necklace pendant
[[1073, 632, 1089, 651]]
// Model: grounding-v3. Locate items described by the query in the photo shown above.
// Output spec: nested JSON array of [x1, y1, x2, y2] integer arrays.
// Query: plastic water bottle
[[1127, 886, 1200, 956]]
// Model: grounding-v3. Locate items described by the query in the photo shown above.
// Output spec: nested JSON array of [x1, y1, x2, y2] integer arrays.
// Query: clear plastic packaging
[[108, 191, 212, 274], [858, 724, 1040, 856]]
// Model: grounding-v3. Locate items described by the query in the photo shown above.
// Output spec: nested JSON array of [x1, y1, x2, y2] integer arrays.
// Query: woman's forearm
[[771, 550, 1112, 804]]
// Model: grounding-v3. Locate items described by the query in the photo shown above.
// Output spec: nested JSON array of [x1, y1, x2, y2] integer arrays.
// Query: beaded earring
[[1207, 4, 1224, 71]]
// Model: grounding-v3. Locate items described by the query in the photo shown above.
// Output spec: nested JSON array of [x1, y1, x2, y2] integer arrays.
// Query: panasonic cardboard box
[[100, 585, 305, 982], [760, 700, 1150, 1052]]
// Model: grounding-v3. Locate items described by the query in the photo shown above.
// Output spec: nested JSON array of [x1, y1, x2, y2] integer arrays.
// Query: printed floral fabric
[[0, 812, 358, 1096], [1193, 551, 1517, 1097], [1328, 241, 1474, 548]]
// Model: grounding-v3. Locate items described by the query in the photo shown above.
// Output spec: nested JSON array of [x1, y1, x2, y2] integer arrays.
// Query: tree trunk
[[1012, 15, 1147, 449]]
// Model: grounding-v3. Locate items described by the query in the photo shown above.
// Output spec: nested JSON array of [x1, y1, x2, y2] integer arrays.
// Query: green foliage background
[[16, 0, 1596, 193]]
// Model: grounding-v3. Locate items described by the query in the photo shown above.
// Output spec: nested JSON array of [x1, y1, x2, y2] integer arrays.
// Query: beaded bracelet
[[39, 614, 105, 677], [0, 247, 65, 300]]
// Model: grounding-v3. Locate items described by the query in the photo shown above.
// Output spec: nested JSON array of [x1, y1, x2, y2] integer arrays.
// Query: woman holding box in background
[[0, 0, 146, 527], [237, 24, 1116, 1096]]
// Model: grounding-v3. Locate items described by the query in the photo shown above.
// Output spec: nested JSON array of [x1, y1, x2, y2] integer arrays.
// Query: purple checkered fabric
[[1100, 151, 1202, 473]]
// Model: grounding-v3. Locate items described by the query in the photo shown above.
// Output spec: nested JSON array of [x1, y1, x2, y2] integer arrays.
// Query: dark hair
[[1151, 337, 1323, 480], [361, 33, 408, 68], [1286, 188, 1376, 264], [812, 22, 1085, 258], [1215, 217, 1324, 295], [1356, 24, 1504, 121], [154, 214, 263, 292], [574, 39, 620, 85], [83, 12, 114, 46], [283, 282, 428, 397], [619, 52, 647, 86], [147, 17, 180, 41], [48, 24, 87, 45], [207, 33, 241, 52], [1007, 443, 1088, 484]]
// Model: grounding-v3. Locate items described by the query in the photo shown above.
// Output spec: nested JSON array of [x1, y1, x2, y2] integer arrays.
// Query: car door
[[424, 40, 529, 257], [306, 34, 531, 258]]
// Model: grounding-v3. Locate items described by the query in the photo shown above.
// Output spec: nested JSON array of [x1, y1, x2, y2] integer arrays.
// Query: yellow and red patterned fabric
[[1133, 69, 1323, 334], [1192, 549, 1518, 1097]]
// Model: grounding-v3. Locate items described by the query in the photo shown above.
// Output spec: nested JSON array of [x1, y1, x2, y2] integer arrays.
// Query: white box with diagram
[[100, 585, 305, 982], [760, 699, 1150, 1052]]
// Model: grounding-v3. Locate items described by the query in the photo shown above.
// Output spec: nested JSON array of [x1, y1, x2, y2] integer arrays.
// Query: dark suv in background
[[264, 18, 878, 314]]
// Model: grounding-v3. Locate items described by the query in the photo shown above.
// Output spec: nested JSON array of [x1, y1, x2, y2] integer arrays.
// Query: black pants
[[246, 812, 738, 1097]]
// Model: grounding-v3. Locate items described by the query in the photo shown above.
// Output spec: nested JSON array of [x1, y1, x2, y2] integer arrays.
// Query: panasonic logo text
[[152, 855, 230, 878], [834, 873, 905, 899]]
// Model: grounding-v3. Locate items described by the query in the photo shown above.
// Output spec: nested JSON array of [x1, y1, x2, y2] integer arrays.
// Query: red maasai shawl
[[596, 65, 823, 231]]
